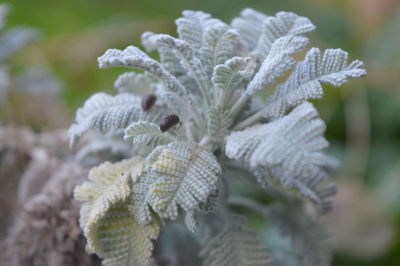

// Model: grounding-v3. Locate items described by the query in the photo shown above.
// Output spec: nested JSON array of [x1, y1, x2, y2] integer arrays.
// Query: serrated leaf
[[69, 93, 164, 147], [143, 33, 209, 96], [114, 72, 158, 95], [199, 216, 273, 266], [212, 57, 249, 107], [74, 158, 160, 266], [255, 11, 315, 60], [207, 106, 233, 137], [130, 160, 158, 225], [231, 8, 270, 51], [141, 31, 186, 77], [124, 121, 177, 147], [199, 22, 243, 76], [246, 35, 309, 95], [264, 48, 367, 118], [226, 102, 330, 178], [175, 10, 221, 50], [135, 141, 221, 231], [253, 166, 337, 215], [97, 46, 191, 103]]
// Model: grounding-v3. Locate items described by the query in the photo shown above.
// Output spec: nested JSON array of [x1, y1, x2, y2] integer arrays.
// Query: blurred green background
[[4, 0, 400, 265]]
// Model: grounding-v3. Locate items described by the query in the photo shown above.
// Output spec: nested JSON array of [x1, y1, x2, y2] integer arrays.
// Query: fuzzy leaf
[[200, 22, 243, 76], [97, 46, 191, 102], [199, 216, 273, 266], [231, 8, 269, 51], [69, 93, 164, 147], [155, 90, 192, 122], [124, 121, 177, 147], [255, 11, 315, 60], [246, 35, 309, 95], [175, 10, 221, 50], [212, 56, 249, 107], [253, 166, 337, 214], [226, 102, 330, 178], [264, 48, 367, 118], [114, 72, 158, 95], [143, 33, 209, 95], [207, 106, 233, 137], [136, 141, 221, 231], [74, 158, 160, 266], [141, 31, 186, 76]]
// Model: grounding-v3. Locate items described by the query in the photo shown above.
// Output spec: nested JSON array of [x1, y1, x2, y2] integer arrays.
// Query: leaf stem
[[231, 110, 264, 131], [230, 93, 251, 118]]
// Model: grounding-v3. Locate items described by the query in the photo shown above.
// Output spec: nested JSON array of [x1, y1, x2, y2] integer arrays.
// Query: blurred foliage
[[3, 0, 400, 265]]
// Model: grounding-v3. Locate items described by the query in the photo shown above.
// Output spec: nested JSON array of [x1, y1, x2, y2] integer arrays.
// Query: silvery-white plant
[[70, 8, 366, 266]]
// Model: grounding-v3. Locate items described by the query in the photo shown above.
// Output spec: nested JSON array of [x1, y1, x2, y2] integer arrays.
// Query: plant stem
[[230, 93, 251, 118], [232, 110, 264, 131]]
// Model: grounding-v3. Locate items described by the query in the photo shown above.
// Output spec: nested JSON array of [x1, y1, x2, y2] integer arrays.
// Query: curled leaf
[[74, 158, 160, 266]]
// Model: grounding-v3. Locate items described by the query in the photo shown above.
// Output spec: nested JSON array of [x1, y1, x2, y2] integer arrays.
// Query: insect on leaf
[[68, 93, 164, 147], [124, 121, 177, 148]]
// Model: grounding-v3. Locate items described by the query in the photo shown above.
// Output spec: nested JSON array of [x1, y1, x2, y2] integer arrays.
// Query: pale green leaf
[[74, 158, 160, 266]]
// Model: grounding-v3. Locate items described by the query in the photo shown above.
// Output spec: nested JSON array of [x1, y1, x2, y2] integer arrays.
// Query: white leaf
[[200, 22, 244, 76], [226, 102, 330, 178], [133, 141, 221, 231], [254, 166, 337, 214], [143, 33, 209, 95], [141, 31, 187, 76], [255, 11, 315, 60], [207, 106, 233, 137], [231, 8, 270, 51], [124, 121, 177, 147], [175, 10, 221, 50], [199, 216, 273, 266], [212, 57, 249, 107], [264, 48, 367, 118], [69, 93, 164, 147], [246, 35, 309, 95], [114, 72, 158, 95], [97, 46, 191, 103]]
